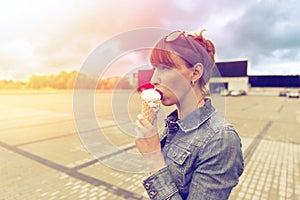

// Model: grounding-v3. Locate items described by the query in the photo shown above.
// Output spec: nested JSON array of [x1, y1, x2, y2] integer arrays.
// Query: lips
[[154, 88, 163, 100]]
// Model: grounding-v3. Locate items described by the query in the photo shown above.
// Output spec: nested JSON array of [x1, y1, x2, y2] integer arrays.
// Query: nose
[[150, 69, 161, 85]]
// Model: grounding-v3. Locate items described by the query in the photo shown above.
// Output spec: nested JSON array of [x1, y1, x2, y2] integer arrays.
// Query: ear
[[191, 63, 203, 82]]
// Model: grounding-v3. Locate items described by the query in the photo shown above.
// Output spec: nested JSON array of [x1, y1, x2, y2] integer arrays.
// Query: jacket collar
[[165, 99, 216, 133]]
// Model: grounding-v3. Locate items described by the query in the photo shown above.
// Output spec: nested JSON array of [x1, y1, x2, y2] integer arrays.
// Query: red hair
[[188, 30, 215, 62]]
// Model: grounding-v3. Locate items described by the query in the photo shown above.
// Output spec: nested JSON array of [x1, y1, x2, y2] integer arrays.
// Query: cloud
[[0, 0, 299, 80], [215, 0, 300, 74], [8, 0, 169, 79], [159, 0, 300, 75]]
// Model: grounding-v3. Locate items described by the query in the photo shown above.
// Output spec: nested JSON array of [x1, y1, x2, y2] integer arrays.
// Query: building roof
[[213, 60, 248, 77]]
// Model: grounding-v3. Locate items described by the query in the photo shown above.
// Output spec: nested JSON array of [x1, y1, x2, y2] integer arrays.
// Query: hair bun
[[188, 30, 215, 61]]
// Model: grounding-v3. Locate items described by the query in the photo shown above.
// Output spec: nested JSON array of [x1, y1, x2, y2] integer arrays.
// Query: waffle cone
[[142, 100, 152, 123]]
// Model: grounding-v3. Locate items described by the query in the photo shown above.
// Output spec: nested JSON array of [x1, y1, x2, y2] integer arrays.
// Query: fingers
[[135, 114, 157, 138], [135, 120, 153, 138], [137, 114, 150, 126]]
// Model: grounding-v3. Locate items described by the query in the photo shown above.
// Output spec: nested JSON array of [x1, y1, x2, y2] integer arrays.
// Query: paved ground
[[0, 90, 299, 200]]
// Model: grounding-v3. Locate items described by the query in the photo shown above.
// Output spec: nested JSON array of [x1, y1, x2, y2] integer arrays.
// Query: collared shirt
[[143, 99, 244, 200]]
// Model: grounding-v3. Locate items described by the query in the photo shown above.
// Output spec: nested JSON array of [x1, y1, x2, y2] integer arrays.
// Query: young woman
[[135, 30, 244, 200]]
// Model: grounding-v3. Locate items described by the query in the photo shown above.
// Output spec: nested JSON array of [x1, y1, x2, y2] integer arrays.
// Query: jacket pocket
[[167, 144, 191, 165]]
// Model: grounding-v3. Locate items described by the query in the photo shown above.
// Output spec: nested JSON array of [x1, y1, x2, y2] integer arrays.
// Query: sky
[[0, 0, 299, 81]]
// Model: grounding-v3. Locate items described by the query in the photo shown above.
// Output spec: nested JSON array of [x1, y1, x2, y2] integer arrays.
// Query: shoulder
[[206, 112, 231, 131], [204, 113, 242, 152], [198, 112, 241, 148]]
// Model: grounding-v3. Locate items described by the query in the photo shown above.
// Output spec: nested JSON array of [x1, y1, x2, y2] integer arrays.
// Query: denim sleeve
[[142, 129, 244, 200], [188, 129, 244, 200], [143, 167, 183, 199]]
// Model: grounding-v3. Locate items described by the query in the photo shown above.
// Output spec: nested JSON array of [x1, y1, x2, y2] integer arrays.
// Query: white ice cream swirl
[[141, 89, 161, 102], [141, 89, 161, 114]]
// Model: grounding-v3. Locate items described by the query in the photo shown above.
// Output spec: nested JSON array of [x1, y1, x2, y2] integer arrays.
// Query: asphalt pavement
[[0, 90, 299, 200]]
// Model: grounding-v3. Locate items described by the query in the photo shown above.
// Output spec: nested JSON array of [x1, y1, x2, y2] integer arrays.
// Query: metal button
[[173, 152, 177, 157], [149, 191, 157, 198], [144, 182, 151, 190]]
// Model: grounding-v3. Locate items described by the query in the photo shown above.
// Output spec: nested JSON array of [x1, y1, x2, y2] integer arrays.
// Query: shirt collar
[[165, 99, 216, 133]]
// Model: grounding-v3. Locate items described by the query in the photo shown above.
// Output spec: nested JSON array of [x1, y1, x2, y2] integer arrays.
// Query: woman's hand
[[135, 114, 166, 173]]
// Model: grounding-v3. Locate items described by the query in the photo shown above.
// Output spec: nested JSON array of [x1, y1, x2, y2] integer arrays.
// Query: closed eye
[[152, 65, 172, 71], [161, 66, 170, 70]]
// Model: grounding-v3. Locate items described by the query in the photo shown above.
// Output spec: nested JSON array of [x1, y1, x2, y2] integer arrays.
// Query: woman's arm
[[135, 114, 166, 173], [135, 115, 243, 200], [187, 129, 244, 200], [137, 123, 243, 200], [135, 115, 183, 199]]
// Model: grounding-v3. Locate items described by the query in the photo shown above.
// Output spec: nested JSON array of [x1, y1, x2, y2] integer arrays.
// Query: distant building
[[137, 70, 154, 91], [129, 72, 138, 88], [136, 60, 299, 93], [210, 60, 249, 93], [249, 75, 300, 87]]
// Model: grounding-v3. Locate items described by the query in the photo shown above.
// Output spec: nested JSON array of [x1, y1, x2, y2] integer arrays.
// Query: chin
[[161, 98, 175, 107]]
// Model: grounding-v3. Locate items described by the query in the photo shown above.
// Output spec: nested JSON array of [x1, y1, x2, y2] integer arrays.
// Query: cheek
[[160, 71, 191, 100]]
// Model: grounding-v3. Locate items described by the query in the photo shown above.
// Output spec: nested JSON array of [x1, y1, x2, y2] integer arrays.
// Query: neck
[[176, 88, 205, 119]]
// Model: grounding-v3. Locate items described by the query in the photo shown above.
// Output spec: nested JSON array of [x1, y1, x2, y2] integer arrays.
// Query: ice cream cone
[[140, 89, 162, 124]]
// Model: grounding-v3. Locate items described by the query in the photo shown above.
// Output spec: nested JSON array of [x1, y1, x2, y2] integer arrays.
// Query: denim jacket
[[143, 99, 244, 200]]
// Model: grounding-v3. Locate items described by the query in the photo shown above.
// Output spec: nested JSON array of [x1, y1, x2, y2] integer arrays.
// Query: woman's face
[[151, 55, 195, 106]]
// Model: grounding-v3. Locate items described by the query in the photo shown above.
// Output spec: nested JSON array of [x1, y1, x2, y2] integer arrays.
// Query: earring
[[191, 80, 195, 86]]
